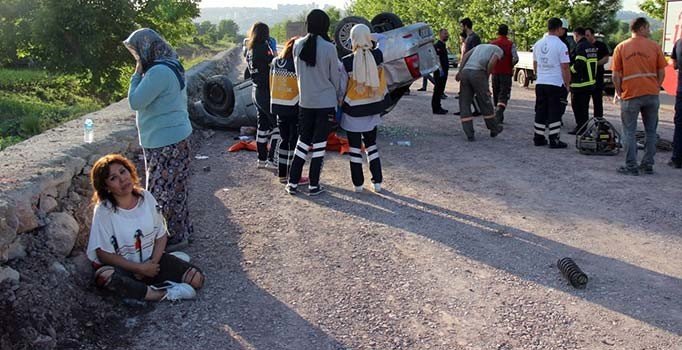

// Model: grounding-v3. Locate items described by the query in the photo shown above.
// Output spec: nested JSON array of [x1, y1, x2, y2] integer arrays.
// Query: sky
[[199, 0, 642, 12], [199, 0, 350, 9]]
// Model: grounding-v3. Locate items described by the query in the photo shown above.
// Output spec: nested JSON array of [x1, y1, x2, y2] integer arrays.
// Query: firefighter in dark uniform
[[432, 29, 450, 114], [568, 27, 598, 134]]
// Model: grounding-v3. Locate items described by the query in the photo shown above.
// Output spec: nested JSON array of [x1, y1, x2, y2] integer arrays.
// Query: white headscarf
[[350, 24, 380, 92]]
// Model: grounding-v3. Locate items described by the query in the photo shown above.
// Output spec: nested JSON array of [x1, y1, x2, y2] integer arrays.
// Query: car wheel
[[334, 16, 371, 58], [517, 69, 529, 88], [370, 12, 404, 33], [203, 75, 235, 117]]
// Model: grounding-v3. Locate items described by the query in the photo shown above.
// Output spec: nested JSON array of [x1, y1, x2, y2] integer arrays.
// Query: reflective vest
[[569, 38, 598, 91], [269, 57, 299, 116], [341, 50, 390, 117]]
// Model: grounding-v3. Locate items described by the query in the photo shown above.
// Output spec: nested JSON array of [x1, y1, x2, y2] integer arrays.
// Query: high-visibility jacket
[[269, 57, 299, 116], [341, 49, 390, 117], [569, 38, 598, 92]]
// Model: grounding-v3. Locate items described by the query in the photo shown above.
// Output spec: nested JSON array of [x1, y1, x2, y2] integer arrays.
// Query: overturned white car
[[191, 13, 439, 129]]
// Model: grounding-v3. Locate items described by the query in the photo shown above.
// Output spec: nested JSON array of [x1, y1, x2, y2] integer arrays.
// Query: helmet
[[560, 18, 569, 29]]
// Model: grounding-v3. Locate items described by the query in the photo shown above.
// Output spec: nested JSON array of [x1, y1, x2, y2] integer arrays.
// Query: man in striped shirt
[[611, 17, 667, 176]]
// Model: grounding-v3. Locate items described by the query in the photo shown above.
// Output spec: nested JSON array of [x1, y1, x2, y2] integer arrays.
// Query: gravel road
[[124, 71, 682, 350]]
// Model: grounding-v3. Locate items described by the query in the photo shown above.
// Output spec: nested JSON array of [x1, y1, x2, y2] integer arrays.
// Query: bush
[[0, 68, 102, 149]]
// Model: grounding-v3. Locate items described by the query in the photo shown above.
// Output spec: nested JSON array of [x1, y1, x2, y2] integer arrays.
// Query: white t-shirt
[[86, 190, 167, 264], [533, 35, 570, 87]]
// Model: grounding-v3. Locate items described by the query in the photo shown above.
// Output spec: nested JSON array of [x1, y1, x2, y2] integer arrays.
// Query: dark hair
[[460, 31, 467, 40], [300, 9, 331, 67], [498, 24, 509, 36], [247, 22, 269, 50], [548, 17, 562, 31], [280, 36, 299, 59], [585, 27, 595, 35], [573, 27, 586, 36], [439, 28, 448, 35], [90, 154, 144, 210], [630, 17, 649, 33], [460, 18, 473, 29]]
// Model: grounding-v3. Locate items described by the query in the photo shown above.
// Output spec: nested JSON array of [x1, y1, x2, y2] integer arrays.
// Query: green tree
[[1, 0, 201, 100], [133, 0, 200, 45], [349, 0, 620, 51], [217, 19, 239, 40], [0, 0, 37, 65], [196, 20, 215, 35], [640, 0, 665, 20]]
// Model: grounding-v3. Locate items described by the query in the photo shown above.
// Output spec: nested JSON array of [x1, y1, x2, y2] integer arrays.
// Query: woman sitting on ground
[[86, 154, 204, 301]]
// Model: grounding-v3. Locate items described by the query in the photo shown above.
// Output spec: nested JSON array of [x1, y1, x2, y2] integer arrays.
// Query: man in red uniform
[[490, 24, 518, 123]]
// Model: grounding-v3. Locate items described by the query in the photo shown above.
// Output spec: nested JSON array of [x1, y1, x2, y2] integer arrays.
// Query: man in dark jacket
[[568, 27, 598, 134], [432, 28, 450, 114], [490, 24, 518, 123], [585, 28, 610, 120]]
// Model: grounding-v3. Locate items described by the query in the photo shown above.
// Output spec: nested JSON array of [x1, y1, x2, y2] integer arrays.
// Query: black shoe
[[453, 111, 461, 116], [490, 125, 503, 138], [668, 159, 682, 168], [617, 166, 640, 176], [440, 94, 447, 100], [417, 87, 426, 91], [308, 185, 326, 196], [285, 184, 298, 195], [433, 109, 448, 115], [639, 164, 654, 175], [549, 140, 568, 149], [534, 137, 548, 146], [472, 111, 481, 117]]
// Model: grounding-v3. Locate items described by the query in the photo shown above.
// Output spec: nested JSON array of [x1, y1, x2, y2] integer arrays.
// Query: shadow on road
[[302, 184, 682, 336]]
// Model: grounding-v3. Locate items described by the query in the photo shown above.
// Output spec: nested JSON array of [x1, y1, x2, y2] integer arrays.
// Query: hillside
[[198, 4, 319, 34]]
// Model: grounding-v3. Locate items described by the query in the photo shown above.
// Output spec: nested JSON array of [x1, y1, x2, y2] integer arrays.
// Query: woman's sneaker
[[162, 281, 196, 301], [354, 186, 364, 193], [257, 160, 267, 169], [285, 184, 298, 195], [373, 183, 382, 193], [308, 185, 325, 196]]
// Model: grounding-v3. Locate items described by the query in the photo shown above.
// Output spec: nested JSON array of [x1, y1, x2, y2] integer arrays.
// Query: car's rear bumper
[[383, 43, 439, 90]]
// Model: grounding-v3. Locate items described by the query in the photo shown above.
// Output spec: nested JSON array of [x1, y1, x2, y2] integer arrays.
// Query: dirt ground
[[102, 71, 681, 350]]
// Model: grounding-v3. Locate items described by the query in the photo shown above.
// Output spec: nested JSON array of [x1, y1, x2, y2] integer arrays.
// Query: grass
[[0, 41, 235, 150], [0, 68, 102, 150], [178, 41, 234, 69]]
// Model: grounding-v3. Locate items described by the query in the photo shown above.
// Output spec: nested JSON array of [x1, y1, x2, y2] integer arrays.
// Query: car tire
[[334, 16, 372, 58], [370, 12, 404, 33], [517, 69, 529, 88], [203, 75, 235, 117]]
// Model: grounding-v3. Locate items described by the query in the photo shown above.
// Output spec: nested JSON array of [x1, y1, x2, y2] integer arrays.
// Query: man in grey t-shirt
[[455, 44, 504, 141], [460, 18, 481, 54]]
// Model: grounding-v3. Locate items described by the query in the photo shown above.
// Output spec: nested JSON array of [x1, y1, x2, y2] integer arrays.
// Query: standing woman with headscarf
[[247, 22, 279, 168], [286, 9, 343, 196], [123, 28, 193, 250], [340, 24, 388, 193]]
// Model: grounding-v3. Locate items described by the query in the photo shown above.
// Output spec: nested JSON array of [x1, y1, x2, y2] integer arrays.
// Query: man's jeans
[[620, 95, 659, 168], [673, 92, 682, 162]]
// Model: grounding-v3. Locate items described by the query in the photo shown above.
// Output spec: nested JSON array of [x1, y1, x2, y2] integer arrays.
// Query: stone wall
[[0, 46, 243, 282]]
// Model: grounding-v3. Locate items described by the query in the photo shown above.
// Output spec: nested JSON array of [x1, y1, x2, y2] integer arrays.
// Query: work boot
[[495, 106, 506, 124], [534, 136, 548, 146], [549, 135, 568, 149], [461, 120, 475, 141], [484, 117, 503, 138]]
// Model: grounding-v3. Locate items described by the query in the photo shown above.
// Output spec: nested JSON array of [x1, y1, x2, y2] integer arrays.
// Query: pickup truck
[[513, 34, 613, 91]]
